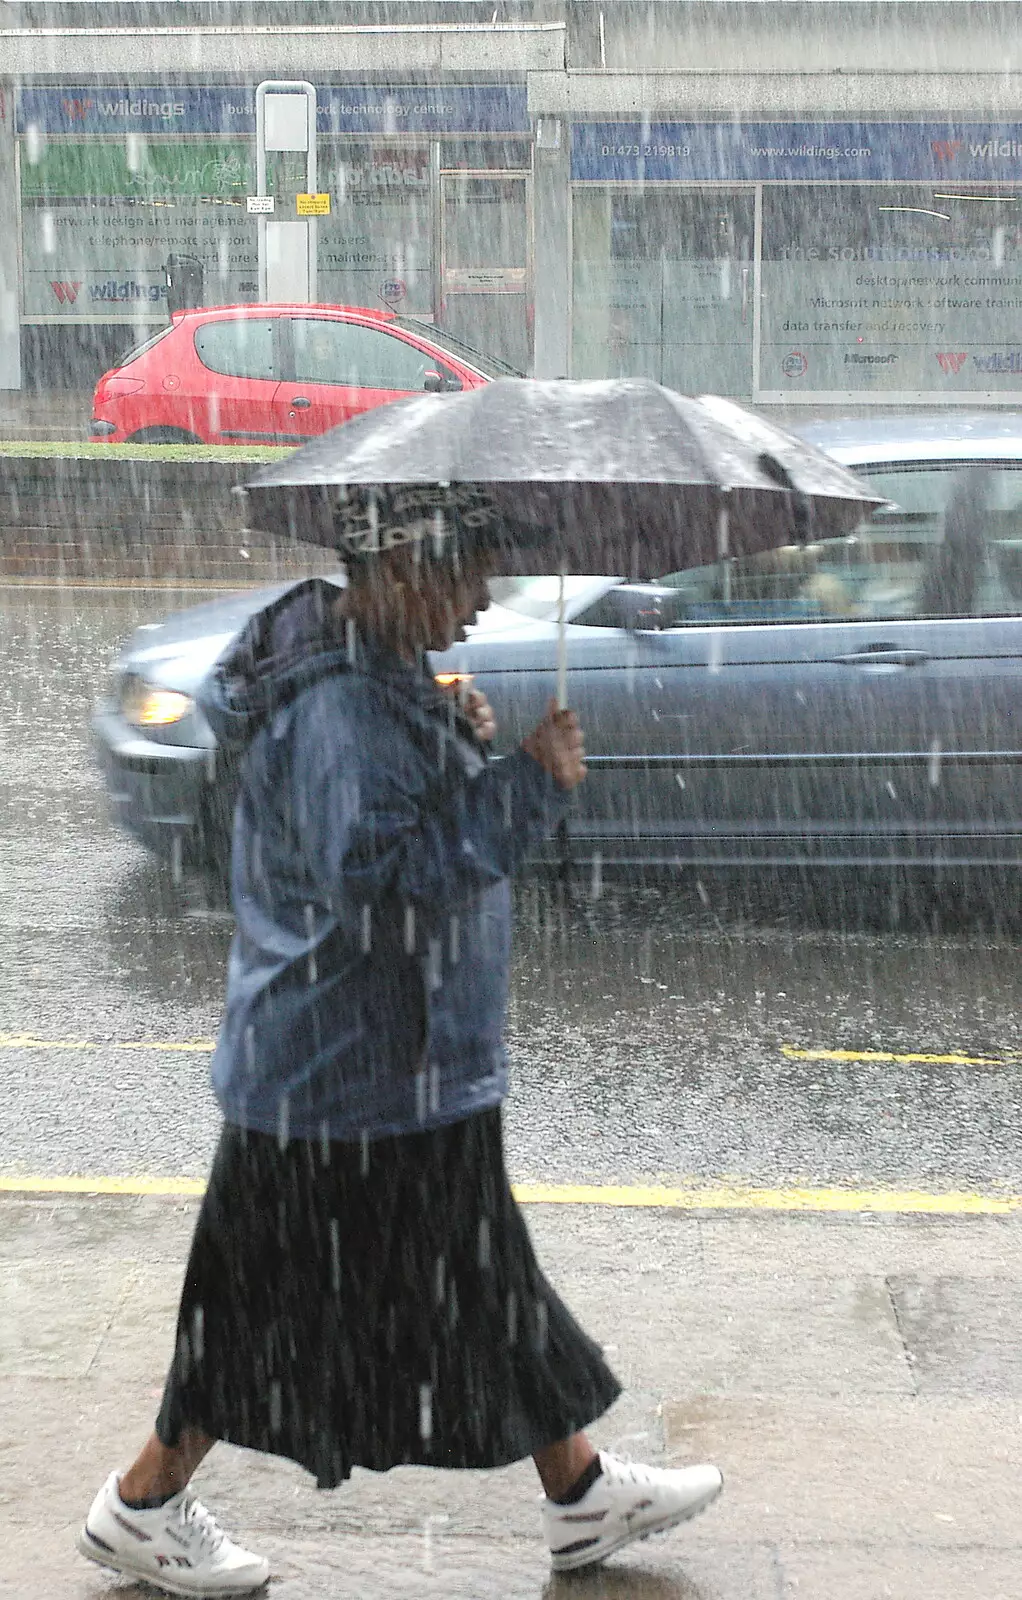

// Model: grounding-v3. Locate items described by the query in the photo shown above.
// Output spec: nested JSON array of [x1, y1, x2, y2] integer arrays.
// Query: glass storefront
[[573, 187, 754, 394], [571, 121, 1022, 404], [760, 185, 1022, 398], [15, 85, 532, 387], [319, 140, 432, 317]]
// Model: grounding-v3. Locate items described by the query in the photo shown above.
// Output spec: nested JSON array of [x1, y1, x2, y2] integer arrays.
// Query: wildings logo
[[936, 352, 968, 375], [931, 139, 962, 163], [60, 95, 184, 122], [50, 281, 81, 304]]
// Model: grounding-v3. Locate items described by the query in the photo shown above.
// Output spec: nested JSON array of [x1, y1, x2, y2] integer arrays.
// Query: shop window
[[761, 185, 1022, 397], [441, 140, 532, 171], [194, 319, 278, 381], [318, 141, 432, 319], [572, 188, 753, 395], [291, 318, 442, 391]]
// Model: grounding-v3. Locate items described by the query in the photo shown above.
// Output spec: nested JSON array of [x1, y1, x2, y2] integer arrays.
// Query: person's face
[[397, 551, 495, 653]]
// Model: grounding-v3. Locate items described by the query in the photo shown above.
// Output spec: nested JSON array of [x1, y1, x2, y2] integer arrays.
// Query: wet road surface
[[3, 582, 1022, 1192]]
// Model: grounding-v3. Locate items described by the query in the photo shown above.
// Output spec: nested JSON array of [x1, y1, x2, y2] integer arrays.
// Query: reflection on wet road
[[3, 585, 1022, 1190]]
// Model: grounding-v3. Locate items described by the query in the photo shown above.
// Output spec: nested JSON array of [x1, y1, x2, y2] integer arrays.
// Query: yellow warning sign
[[296, 193, 331, 217]]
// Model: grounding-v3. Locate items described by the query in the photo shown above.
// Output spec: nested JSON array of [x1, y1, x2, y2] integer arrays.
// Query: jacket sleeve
[[293, 679, 571, 916]]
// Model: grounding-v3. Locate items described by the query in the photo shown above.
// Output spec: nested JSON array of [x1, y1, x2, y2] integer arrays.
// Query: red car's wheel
[[126, 426, 202, 445]]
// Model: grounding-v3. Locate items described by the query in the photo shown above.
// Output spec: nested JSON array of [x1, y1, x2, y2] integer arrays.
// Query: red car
[[90, 303, 517, 446]]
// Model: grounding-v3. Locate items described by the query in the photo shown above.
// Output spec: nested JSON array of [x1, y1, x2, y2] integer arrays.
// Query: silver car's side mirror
[[608, 585, 685, 631]]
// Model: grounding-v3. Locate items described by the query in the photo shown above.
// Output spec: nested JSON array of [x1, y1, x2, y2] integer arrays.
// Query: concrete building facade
[[3, 2, 1022, 407]]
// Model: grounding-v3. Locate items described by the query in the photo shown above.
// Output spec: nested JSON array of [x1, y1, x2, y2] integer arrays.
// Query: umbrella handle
[[556, 563, 568, 711]]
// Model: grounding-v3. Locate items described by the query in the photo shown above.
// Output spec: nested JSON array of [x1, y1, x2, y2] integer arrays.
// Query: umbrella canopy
[[240, 378, 885, 579]]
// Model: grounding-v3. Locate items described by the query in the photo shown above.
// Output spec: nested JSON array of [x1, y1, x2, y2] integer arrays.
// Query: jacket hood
[[197, 577, 370, 750]]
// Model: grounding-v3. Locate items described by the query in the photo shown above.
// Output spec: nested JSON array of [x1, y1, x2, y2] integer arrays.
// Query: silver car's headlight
[[120, 674, 195, 729]]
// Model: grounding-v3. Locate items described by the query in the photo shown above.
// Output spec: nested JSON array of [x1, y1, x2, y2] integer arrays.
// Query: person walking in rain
[[78, 500, 722, 1598]]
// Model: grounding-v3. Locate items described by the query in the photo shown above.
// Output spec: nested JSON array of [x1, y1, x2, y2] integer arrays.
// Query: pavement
[[3, 1190, 1021, 1600]]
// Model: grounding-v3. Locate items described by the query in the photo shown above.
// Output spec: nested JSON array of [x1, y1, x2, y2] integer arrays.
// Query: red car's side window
[[290, 318, 456, 391], [193, 320, 278, 381]]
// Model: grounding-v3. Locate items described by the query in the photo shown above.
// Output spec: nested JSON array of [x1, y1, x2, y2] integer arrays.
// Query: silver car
[[94, 412, 1022, 873]]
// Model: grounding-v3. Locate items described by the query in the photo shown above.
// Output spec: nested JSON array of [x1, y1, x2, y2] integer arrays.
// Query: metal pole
[[556, 563, 568, 710], [255, 81, 317, 304]]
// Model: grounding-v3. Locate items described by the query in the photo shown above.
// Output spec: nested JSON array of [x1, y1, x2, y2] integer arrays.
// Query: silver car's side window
[[652, 465, 1022, 625]]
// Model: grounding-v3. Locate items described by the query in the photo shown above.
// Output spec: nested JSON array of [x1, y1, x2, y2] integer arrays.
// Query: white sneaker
[[543, 1451, 723, 1572], [77, 1471, 270, 1597]]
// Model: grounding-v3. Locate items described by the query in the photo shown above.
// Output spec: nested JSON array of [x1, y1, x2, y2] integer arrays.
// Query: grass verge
[[0, 439, 292, 463]]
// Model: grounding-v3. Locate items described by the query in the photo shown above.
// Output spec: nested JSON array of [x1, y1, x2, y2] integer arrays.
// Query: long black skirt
[[156, 1109, 621, 1488]]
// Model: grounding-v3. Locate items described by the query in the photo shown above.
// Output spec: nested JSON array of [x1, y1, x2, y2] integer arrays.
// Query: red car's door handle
[[832, 647, 930, 668], [289, 397, 312, 409]]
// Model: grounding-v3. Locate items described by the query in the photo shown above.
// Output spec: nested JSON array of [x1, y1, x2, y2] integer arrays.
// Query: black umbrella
[[241, 378, 885, 703], [242, 379, 881, 563]]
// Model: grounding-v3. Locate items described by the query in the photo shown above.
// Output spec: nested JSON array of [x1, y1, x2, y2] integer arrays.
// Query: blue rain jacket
[[197, 578, 569, 1141]]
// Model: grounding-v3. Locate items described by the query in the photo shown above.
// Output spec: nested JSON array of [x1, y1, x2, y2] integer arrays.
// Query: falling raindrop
[[361, 903, 372, 953], [418, 1382, 433, 1441], [329, 1218, 341, 1293], [478, 1216, 491, 1269], [24, 122, 43, 166], [427, 936, 442, 990], [929, 739, 943, 787], [39, 211, 56, 257], [404, 904, 416, 954], [590, 851, 603, 900], [190, 1304, 205, 1363], [305, 903, 318, 983]]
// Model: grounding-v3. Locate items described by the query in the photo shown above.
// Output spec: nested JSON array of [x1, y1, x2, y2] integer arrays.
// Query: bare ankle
[[117, 1428, 212, 1505]]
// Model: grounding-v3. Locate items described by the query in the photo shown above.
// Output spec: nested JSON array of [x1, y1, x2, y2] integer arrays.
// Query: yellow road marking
[[782, 1045, 1019, 1068], [0, 1175, 207, 1196], [0, 1033, 215, 1053], [3, 1034, 1017, 1073], [2, 1034, 1014, 1069], [0, 1175, 1018, 1215]]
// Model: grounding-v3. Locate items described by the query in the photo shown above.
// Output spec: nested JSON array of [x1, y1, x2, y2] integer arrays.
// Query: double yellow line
[[782, 1045, 1021, 1069], [2, 1032, 1018, 1215], [5, 1035, 1017, 1068], [0, 1174, 1017, 1215]]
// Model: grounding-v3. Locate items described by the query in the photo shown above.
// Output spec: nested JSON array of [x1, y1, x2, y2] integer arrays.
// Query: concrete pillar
[[569, 186, 612, 381], [530, 122, 571, 379], [0, 81, 20, 389]]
